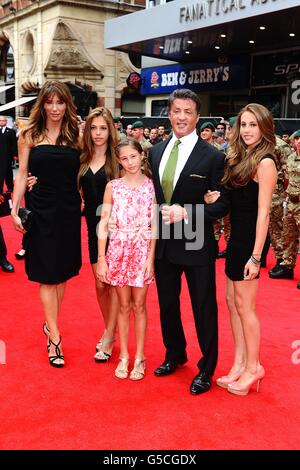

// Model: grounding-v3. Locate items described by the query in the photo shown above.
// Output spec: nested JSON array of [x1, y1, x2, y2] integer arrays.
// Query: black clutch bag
[[18, 207, 33, 231], [0, 192, 12, 218]]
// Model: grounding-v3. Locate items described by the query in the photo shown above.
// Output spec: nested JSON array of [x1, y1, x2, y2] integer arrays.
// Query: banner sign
[[140, 57, 249, 95], [252, 50, 300, 87]]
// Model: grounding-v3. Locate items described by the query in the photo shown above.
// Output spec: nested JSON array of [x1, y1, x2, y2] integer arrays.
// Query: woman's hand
[[96, 257, 109, 284], [0, 194, 4, 204], [144, 257, 154, 281], [108, 217, 117, 233], [11, 213, 26, 233], [204, 190, 220, 204], [27, 173, 38, 192], [243, 259, 260, 281]]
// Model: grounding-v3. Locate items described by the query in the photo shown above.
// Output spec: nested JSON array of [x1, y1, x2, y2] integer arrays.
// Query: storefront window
[[210, 95, 248, 117], [151, 99, 168, 116], [0, 42, 14, 83]]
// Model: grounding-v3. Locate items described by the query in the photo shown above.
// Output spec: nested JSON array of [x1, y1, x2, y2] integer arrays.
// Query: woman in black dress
[[78, 108, 119, 362], [206, 103, 277, 395], [11, 81, 81, 368]]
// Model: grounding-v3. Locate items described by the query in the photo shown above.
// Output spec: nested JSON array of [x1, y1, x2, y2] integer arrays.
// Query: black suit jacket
[[149, 136, 230, 266], [0, 127, 17, 193]]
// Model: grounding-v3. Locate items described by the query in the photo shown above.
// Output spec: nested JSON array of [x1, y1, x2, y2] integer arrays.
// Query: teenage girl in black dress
[[205, 103, 277, 395], [78, 107, 119, 361]]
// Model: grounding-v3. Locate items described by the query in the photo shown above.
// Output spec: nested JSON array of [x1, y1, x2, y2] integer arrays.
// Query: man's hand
[[161, 204, 188, 225]]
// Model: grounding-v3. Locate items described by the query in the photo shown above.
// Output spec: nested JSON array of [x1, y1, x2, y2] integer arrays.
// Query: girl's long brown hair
[[78, 107, 119, 187], [115, 139, 152, 179], [22, 80, 79, 147], [222, 103, 276, 188]]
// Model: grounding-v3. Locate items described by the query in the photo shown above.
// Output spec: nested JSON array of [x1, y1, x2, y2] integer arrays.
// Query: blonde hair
[[21, 80, 79, 148], [78, 107, 119, 187], [223, 103, 276, 188]]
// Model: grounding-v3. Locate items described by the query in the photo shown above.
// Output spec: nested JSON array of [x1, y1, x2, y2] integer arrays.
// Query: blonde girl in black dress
[[206, 103, 277, 395]]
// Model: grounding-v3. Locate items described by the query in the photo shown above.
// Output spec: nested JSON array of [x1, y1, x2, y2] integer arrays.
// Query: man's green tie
[[161, 139, 181, 204]]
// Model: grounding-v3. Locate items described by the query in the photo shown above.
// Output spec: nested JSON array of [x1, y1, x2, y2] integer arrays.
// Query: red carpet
[[0, 215, 299, 450]]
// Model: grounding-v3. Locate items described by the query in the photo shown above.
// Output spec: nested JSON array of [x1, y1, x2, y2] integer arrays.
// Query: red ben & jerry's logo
[[126, 72, 141, 90]]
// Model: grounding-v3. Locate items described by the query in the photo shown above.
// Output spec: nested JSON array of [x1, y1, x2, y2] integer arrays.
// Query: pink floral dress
[[106, 176, 155, 287]]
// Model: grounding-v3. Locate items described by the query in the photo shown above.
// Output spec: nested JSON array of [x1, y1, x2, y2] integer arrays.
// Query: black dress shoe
[[0, 258, 15, 273], [190, 372, 212, 395], [268, 259, 283, 275], [154, 358, 187, 377], [269, 265, 294, 279]]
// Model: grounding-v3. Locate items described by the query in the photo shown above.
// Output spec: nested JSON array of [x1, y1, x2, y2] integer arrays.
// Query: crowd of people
[[0, 80, 299, 396]]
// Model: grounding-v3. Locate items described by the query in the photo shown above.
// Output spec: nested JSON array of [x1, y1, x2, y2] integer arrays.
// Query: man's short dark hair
[[216, 122, 226, 131], [168, 89, 201, 114]]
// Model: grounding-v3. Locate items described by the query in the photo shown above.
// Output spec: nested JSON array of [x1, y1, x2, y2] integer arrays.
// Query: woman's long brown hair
[[222, 103, 276, 188], [78, 107, 119, 187], [22, 80, 79, 147]]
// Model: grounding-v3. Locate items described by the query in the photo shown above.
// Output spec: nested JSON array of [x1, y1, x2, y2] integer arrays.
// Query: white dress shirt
[[159, 130, 198, 188], [1, 126, 6, 134]]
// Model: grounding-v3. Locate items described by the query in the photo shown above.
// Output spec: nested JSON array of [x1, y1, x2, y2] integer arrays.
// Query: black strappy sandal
[[48, 336, 65, 368], [43, 322, 50, 352]]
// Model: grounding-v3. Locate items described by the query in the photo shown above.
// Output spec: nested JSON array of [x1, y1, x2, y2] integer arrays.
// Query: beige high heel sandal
[[115, 358, 129, 379], [129, 358, 146, 381]]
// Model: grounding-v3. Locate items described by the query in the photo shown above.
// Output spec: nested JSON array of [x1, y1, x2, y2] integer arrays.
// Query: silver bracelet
[[249, 256, 260, 267]]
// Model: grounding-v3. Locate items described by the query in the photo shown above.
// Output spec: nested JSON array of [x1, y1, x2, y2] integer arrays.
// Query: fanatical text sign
[[105, 0, 298, 51], [179, 0, 289, 24]]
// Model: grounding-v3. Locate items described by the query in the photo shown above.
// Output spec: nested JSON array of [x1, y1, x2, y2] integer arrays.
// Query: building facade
[[105, 0, 300, 121], [0, 0, 145, 117]]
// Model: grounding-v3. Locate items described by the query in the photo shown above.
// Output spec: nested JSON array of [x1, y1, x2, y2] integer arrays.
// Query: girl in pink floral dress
[[97, 140, 156, 381]]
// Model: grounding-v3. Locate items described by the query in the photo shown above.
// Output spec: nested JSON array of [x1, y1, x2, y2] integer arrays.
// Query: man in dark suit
[[149, 89, 230, 395], [0, 195, 14, 273], [0, 115, 18, 193], [0, 116, 16, 273]]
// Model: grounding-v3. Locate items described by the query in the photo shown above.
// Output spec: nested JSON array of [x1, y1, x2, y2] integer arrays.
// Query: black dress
[[26, 145, 82, 284], [80, 166, 107, 264], [225, 156, 275, 281]]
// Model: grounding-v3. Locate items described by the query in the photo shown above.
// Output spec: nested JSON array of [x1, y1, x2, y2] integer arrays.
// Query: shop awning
[[0, 85, 15, 94], [0, 96, 36, 112], [105, 0, 300, 62]]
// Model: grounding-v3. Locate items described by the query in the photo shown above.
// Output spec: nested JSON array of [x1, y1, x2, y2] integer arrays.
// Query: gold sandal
[[115, 358, 129, 379], [129, 358, 146, 381]]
